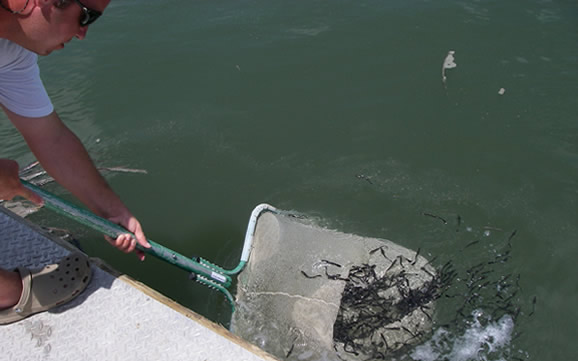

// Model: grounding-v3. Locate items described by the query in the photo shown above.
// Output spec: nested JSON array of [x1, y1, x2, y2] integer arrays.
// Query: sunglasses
[[55, 0, 103, 27]]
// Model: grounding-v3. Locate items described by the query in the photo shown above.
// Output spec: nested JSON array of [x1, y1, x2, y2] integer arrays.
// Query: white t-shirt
[[0, 38, 53, 118]]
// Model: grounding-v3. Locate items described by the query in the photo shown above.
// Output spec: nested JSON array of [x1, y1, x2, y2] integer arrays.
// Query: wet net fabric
[[231, 211, 440, 361]]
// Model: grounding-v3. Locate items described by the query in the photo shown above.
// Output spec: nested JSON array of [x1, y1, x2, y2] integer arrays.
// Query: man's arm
[[4, 107, 150, 258]]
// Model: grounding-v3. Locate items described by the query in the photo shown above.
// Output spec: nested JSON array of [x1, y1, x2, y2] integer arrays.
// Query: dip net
[[231, 209, 447, 361]]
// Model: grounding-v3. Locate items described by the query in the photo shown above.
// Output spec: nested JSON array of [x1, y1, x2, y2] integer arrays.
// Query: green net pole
[[21, 180, 232, 288]]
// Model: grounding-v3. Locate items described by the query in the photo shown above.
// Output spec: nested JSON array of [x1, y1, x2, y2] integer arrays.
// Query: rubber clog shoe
[[0, 252, 92, 325]]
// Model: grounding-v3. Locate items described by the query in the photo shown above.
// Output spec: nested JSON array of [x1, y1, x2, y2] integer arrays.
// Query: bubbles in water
[[254, 333, 269, 349], [410, 311, 515, 361], [409, 328, 447, 361]]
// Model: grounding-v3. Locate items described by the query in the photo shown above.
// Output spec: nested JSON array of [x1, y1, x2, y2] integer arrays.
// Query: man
[[0, 0, 150, 324]]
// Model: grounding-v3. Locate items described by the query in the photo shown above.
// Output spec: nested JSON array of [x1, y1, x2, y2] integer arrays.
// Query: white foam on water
[[410, 311, 515, 361], [409, 328, 448, 361]]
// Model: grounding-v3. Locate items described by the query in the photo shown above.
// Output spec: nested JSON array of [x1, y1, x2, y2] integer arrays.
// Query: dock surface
[[0, 205, 278, 361]]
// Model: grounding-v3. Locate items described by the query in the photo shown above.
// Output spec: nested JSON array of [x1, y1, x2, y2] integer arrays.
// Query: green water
[[2, 0, 577, 359]]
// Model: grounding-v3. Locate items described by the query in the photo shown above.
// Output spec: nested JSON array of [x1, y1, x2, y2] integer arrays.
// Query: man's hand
[[105, 213, 151, 261], [0, 159, 43, 205]]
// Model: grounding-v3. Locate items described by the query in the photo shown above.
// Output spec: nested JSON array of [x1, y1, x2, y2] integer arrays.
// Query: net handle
[[20, 180, 232, 287]]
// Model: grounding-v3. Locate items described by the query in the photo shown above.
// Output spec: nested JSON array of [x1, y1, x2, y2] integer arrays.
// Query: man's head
[[0, 0, 111, 55]]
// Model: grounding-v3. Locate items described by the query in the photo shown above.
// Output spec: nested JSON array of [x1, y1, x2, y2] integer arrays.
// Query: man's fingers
[[136, 249, 146, 262], [105, 233, 135, 253], [133, 224, 151, 249], [104, 215, 149, 260], [19, 186, 44, 206], [120, 234, 136, 253]]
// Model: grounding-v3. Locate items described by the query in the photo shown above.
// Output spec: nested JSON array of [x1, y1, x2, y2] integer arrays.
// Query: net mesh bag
[[231, 210, 442, 361]]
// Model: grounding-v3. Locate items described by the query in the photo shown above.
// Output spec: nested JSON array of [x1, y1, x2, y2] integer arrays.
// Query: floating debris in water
[[4, 160, 148, 218], [19, 160, 148, 183], [98, 167, 148, 174], [355, 174, 373, 185], [0, 199, 42, 218], [442, 50, 457, 86]]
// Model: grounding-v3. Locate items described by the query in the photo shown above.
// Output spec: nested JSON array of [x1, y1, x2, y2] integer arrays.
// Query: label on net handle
[[211, 271, 227, 284]]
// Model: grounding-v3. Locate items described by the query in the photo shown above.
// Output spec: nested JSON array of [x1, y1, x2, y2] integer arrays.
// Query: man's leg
[[0, 268, 22, 309], [0, 254, 92, 325]]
